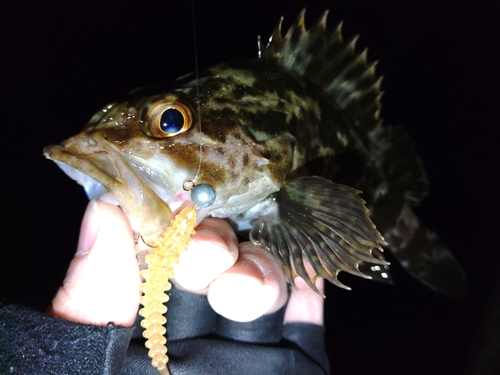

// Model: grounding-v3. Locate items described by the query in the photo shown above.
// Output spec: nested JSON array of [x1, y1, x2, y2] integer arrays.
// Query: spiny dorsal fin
[[260, 9, 383, 131]]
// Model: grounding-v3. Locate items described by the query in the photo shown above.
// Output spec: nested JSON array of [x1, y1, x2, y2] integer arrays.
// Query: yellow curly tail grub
[[139, 207, 197, 375]]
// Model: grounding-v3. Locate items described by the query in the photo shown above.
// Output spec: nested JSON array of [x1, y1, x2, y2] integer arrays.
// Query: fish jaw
[[43, 132, 174, 237], [42, 91, 292, 238]]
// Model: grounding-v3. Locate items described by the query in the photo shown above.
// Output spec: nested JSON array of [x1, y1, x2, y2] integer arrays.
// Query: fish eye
[[160, 108, 184, 133], [149, 101, 192, 138]]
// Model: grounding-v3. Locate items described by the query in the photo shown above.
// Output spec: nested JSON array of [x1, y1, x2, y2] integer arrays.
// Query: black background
[[2, 0, 499, 374]]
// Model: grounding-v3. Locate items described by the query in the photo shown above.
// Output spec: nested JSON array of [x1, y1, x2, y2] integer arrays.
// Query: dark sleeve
[[0, 301, 134, 375]]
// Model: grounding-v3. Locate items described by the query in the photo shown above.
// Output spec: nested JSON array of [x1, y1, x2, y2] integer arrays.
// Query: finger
[[50, 200, 141, 326], [173, 218, 239, 293], [284, 277, 324, 325], [207, 241, 288, 322]]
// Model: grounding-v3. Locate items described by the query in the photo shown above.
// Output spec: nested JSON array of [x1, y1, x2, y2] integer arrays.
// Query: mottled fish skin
[[175, 61, 359, 180], [61, 59, 371, 221], [44, 10, 466, 297]]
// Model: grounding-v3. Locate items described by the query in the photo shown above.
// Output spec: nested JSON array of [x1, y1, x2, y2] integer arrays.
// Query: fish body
[[44, 11, 466, 297]]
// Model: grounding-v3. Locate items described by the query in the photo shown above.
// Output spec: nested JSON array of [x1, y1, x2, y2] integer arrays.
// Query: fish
[[43, 10, 466, 298]]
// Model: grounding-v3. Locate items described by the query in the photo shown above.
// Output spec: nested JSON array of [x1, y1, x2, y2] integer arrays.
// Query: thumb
[[50, 200, 141, 326], [284, 277, 324, 325]]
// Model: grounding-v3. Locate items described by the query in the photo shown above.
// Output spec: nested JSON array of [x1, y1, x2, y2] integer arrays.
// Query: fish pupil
[[160, 108, 184, 133]]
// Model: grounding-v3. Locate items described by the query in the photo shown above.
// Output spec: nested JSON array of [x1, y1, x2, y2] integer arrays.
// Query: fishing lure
[[139, 207, 197, 374]]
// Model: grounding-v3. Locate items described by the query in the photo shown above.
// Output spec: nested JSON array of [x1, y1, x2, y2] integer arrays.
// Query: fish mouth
[[43, 133, 173, 237]]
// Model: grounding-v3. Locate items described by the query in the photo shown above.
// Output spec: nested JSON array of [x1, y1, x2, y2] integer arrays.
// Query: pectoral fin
[[250, 176, 389, 293]]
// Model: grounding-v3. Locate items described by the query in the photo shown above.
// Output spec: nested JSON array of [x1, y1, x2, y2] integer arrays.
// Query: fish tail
[[384, 204, 467, 298], [367, 126, 466, 297]]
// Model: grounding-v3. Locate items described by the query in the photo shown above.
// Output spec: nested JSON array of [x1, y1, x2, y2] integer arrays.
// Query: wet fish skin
[[44, 10, 466, 297]]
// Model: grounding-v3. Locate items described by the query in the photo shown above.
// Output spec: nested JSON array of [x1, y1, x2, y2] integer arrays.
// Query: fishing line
[[184, 0, 216, 208], [190, 0, 203, 184]]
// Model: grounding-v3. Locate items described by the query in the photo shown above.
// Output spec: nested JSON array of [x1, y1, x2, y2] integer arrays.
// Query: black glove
[[123, 285, 329, 375], [0, 287, 329, 375], [0, 301, 133, 375]]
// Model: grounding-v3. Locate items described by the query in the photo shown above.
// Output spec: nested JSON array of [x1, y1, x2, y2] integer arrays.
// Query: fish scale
[[44, 10, 466, 304]]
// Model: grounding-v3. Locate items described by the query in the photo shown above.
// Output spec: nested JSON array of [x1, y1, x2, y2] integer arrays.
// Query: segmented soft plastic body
[[139, 207, 196, 374]]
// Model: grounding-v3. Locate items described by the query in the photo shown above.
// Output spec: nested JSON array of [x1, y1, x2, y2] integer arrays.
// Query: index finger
[[172, 218, 239, 292]]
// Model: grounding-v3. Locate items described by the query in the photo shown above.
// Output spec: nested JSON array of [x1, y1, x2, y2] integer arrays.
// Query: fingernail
[[98, 192, 119, 205], [76, 200, 101, 255], [239, 257, 266, 283], [208, 268, 271, 322]]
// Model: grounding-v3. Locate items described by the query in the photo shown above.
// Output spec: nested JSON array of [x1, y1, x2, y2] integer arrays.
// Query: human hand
[[49, 199, 328, 374], [50, 199, 324, 326]]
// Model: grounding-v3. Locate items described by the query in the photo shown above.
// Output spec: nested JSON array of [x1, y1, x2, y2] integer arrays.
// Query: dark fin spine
[[250, 177, 390, 293], [284, 8, 306, 43], [255, 221, 294, 286], [288, 209, 362, 287], [309, 10, 329, 36]]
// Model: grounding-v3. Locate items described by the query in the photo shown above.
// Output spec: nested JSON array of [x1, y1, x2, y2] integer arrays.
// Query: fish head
[[44, 75, 292, 237]]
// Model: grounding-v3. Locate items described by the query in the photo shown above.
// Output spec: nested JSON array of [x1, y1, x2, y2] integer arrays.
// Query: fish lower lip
[[51, 159, 108, 199], [43, 142, 172, 236], [51, 156, 118, 204]]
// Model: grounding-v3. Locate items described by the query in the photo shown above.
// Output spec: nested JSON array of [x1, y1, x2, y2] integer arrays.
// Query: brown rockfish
[[44, 10, 466, 297]]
